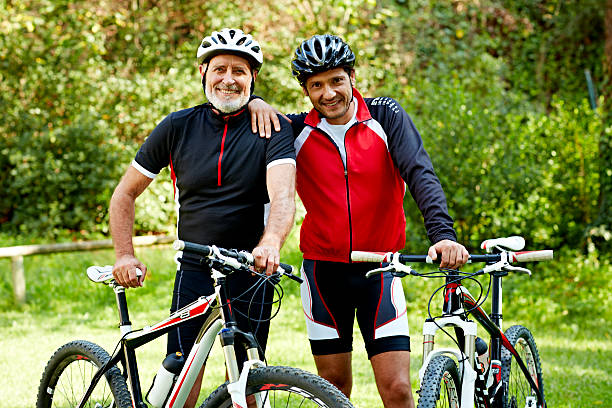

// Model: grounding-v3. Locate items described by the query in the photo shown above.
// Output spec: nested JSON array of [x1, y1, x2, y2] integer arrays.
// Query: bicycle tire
[[416, 355, 461, 408], [501, 325, 544, 408], [36, 340, 132, 408], [200, 365, 354, 408]]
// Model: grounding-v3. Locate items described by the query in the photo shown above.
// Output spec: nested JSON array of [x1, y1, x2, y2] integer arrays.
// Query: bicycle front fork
[[420, 316, 479, 408], [220, 326, 262, 382], [220, 326, 269, 408]]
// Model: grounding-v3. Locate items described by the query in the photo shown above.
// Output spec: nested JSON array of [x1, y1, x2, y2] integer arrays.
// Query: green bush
[[0, 0, 607, 252], [1, 120, 126, 237], [396, 69, 601, 252]]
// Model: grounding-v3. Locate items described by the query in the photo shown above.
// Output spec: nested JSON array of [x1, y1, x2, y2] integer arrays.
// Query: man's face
[[303, 67, 355, 125], [201, 54, 255, 113]]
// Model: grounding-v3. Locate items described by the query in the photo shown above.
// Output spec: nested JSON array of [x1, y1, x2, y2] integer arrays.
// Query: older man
[[109, 28, 296, 407]]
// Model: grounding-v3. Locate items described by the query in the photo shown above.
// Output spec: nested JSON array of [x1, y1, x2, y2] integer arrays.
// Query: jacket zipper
[[344, 166, 353, 262], [318, 128, 354, 262]]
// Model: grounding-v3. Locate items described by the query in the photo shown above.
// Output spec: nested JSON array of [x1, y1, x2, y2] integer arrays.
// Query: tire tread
[[36, 340, 131, 408]]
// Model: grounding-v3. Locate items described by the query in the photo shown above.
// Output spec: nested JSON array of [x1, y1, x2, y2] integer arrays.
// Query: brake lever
[[365, 262, 413, 278], [502, 264, 532, 275], [365, 264, 396, 278]]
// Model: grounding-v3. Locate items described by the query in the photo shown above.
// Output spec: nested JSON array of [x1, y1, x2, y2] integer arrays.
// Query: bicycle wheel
[[200, 366, 354, 408], [501, 325, 544, 408], [416, 355, 461, 408], [37, 340, 131, 408]]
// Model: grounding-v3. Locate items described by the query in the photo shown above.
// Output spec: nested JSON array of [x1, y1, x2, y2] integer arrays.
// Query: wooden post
[[11, 255, 26, 304]]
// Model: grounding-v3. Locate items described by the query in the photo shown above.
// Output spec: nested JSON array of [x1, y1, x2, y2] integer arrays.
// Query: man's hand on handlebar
[[112, 255, 147, 288], [428, 239, 469, 270], [252, 244, 280, 275]]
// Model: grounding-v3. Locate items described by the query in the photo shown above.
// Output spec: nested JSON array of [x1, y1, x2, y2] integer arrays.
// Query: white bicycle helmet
[[197, 28, 263, 70]]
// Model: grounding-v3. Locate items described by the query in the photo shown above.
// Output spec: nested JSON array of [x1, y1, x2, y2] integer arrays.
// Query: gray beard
[[205, 87, 249, 114]]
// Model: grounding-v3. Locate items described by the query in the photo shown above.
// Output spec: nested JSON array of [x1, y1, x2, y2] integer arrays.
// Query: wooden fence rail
[[0, 235, 174, 305]]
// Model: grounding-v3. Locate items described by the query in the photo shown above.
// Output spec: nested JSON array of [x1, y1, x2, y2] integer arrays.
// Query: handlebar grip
[[173, 240, 213, 256], [351, 251, 390, 262], [511, 250, 553, 262], [279, 263, 293, 273], [278, 263, 303, 283], [352, 251, 433, 264]]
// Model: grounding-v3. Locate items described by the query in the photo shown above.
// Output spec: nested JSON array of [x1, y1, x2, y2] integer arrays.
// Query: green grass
[[1, 241, 611, 407]]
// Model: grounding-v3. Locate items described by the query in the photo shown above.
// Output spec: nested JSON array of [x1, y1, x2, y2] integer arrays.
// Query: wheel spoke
[[502, 326, 544, 408]]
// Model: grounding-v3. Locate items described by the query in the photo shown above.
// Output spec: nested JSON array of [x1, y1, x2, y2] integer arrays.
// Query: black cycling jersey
[[133, 103, 295, 262]]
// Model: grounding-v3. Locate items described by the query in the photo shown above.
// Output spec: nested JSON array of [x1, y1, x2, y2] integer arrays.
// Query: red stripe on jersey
[[218, 123, 228, 186], [169, 153, 177, 199]]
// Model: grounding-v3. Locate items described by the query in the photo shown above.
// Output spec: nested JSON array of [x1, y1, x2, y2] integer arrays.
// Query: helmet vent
[[313, 41, 323, 61], [229, 29, 236, 38], [236, 37, 246, 46]]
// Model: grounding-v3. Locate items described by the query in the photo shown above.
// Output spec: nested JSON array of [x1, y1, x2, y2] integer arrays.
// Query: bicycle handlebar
[[173, 240, 301, 283], [351, 250, 552, 264]]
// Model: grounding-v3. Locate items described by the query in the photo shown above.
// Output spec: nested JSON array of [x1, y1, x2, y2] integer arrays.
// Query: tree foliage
[[0, 0, 608, 254]]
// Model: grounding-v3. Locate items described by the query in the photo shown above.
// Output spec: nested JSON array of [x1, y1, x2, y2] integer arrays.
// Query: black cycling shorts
[[300, 259, 410, 359], [167, 264, 274, 368]]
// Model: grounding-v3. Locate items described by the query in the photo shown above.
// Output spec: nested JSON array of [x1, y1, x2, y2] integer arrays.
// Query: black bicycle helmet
[[291, 34, 355, 86]]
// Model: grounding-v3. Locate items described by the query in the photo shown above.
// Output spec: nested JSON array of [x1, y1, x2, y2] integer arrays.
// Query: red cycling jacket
[[289, 88, 457, 263]]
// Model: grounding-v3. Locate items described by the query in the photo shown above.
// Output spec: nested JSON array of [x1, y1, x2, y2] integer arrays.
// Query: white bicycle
[[352, 236, 552, 408]]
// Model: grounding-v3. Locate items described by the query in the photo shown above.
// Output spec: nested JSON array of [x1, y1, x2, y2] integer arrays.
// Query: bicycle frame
[[77, 272, 263, 408], [419, 271, 545, 408]]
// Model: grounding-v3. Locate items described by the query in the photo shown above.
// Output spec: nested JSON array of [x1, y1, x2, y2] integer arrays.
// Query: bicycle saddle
[[87, 265, 114, 283], [480, 236, 525, 252], [87, 265, 143, 283]]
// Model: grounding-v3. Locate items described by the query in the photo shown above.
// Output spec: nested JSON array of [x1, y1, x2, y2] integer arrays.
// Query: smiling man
[[249, 34, 469, 408], [291, 35, 468, 408], [109, 28, 296, 408]]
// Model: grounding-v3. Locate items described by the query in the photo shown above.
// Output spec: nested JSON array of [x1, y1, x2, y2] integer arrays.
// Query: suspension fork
[[422, 274, 460, 359], [215, 275, 262, 383], [442, 272, 475, 361], [422, 272, 476, 370]]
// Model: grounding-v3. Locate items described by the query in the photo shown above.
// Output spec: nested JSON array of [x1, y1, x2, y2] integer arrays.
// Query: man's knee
[[382, 376, 412, 397], [378, 375, 414, 407], [318, 365, 351, 388], [314, 354, 353, 396]]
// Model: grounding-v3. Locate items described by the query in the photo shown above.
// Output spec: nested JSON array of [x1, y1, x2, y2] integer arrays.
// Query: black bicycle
[[37, 240, 353, 408], [352, 236, 552, 408]]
